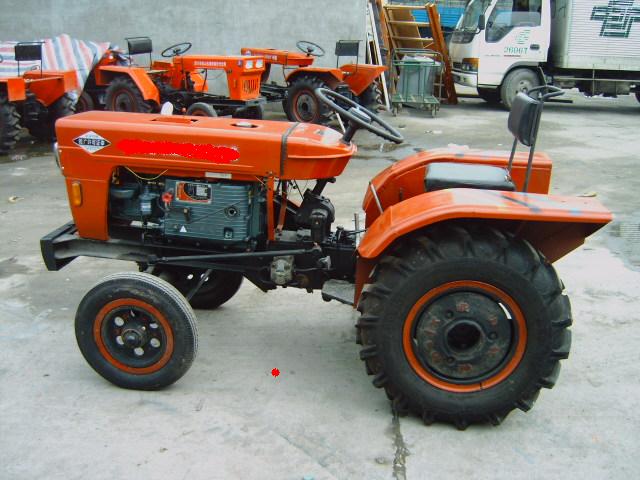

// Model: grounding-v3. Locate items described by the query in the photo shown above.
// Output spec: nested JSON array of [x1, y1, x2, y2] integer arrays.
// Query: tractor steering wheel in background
[[315, 88, 403, 144], [161, 42, 192, 58], [296, 40, 325, 57]]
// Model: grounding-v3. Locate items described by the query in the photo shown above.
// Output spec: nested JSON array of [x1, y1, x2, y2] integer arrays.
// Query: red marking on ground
[[117, 139, 240, 163], [271, 368, 280, 377]]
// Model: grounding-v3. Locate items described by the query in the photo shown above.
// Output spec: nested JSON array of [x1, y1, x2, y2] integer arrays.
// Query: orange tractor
[[0, 43, 78, 154], [241, 40, 386, 123], [78, 37, 266, 118], [42, 86, 611, 428]]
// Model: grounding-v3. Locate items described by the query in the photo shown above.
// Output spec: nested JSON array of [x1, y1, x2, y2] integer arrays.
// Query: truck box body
[[550, 0, 640, 71]]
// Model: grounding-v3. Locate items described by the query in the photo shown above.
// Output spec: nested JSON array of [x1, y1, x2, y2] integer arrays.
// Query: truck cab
[[450, 0, 550, 107]]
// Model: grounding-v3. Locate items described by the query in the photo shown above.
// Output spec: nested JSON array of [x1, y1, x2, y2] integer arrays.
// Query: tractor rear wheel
[[186, 102, 218, 117], [284, 75, 331, 124], [0, 96, 21, 154], [105, 76, 154, 113], [357, 223, 571, 429], [477, 87, 501, 105], [152, 266, 243, 310], [75, 272, 198, 390], [358, 82, 384, 111], [27, 93, 75, 142]]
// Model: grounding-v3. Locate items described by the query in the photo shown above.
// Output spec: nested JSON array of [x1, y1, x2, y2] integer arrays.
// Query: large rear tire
[[284, 75, 332, 124], [357, 223, 571, 429], [27, 93, 75, 142], [500, 68, 540, 110], [0, 96, 21, 154], [105, 76, 154, 113], [151, 266, 243, 310], [75, 272, 198, 390]]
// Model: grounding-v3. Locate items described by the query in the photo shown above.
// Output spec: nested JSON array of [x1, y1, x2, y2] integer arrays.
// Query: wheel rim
[[93, 298, 174, 374], [111, 89, 137, 112], [403, 281, 527, 393], [190, 108, 209, 117], [293, 90, 318, 122]]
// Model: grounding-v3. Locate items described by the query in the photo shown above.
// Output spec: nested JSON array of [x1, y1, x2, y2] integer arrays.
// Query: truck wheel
[[75, 91, 95, 113], [186, 102, 218, 117], [232, 104, 264, 120], [27, 93, 75, 142], [477, 87, 501, 105], [152, 266, 243, 310], [635, 91, 640, 103], [358, 82, 384, 111], [284, 75, 331, 124], [500, 69, 540, 110], [357, 224, 571, 429], [105, 76, 154, 113], [0, 96, 21, 154], [75, 272, 198, 390]]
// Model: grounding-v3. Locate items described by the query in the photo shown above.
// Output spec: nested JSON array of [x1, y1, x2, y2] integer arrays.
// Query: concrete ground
[[1, 92, 639, 480]]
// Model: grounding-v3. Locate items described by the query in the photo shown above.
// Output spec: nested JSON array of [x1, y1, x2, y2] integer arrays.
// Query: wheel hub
[[414, 290, 514, 382], [121, 324, 148, 348], [295, 92, 317, 122]]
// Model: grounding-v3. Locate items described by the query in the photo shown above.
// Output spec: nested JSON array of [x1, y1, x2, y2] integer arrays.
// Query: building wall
[[1, 0, 367, 84]]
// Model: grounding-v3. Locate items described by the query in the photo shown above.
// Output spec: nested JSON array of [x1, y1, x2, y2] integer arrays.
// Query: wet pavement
[[1, 92, 639, 479]]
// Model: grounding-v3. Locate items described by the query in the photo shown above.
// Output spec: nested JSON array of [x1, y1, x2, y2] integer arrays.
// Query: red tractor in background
[[77, 37, 266, 119], [42, 85, 611, 428], [241, 40, 386, 124], [0, 43, 77, 154]]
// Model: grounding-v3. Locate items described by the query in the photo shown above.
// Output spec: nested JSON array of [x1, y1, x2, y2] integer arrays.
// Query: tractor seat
[[424, 92, 544, 193], [424, 162, 515, 192]]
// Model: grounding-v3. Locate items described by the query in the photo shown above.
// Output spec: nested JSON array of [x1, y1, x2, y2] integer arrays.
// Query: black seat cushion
[[424, 162, 516, 192]]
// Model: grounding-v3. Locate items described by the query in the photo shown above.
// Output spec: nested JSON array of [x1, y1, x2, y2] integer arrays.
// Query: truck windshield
[[486, 0, 542, 43], [451, 0, 491, 43]]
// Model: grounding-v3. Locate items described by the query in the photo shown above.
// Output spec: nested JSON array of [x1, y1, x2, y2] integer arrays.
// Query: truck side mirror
[[478, 14, 486, 31]]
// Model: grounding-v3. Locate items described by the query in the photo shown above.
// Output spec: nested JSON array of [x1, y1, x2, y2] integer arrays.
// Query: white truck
[[449, 0, 640, 108]]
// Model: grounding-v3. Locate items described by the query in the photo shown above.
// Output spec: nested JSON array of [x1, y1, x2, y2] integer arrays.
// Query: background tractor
[[0, 42, 77, 154], [41, 86, 611, 428], [241, 40, 385, 124], [78, 37, 266, 119]]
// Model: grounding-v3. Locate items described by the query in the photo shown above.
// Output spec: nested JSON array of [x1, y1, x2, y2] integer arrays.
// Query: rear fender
[[0, 78, 27, 102], [363, 147, 553, 227], [340, 64, 386, 96], [286, 67, 345, 89], [94, 66, 160, 104], [354, 188, 612, 304]]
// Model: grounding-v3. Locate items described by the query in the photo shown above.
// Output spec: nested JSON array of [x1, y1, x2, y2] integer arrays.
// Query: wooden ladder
[[379, 2, 458, 105]]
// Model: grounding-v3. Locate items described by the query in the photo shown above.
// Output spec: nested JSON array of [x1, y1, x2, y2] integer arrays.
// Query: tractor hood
[[55, 111, 356, 181]]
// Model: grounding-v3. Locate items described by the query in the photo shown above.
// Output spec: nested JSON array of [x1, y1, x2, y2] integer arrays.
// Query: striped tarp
[[0, 33, 113, 97]]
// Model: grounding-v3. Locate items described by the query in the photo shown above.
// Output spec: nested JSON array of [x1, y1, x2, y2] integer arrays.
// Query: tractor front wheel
[[152, 266, 243, 310], [0, 96, 21, 154], [75, 272, 198, 390], [357, 224, 571, 428], [75, 91, 96, 113], [358, 82, 384, 111], [186, 102, 218, 117], [284, 76, 331, 124], [105, 76, 154, 113], [27, 93, 75, 142]]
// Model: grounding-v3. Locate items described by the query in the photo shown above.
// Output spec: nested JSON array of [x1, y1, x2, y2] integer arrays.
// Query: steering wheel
[[296, 40, 325, 57], [161, 42, 192, 58], [315, 88, 403, 144]]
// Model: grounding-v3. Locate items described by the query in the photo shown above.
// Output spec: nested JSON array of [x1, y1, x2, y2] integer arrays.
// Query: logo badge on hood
[[73, 131, 111, 154]]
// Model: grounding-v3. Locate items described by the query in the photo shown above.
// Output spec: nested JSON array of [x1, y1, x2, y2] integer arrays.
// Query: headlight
[[245, 60, 254, 69], [461, 57, 479, 72], [256, 59, 264, 69]]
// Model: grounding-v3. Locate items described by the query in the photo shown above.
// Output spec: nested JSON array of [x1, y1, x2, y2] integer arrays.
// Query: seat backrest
[[335, 40, 360, 58], [126, 37, 153, 56], [15, 42, 42, 62], [508, 92, 541, 147]]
